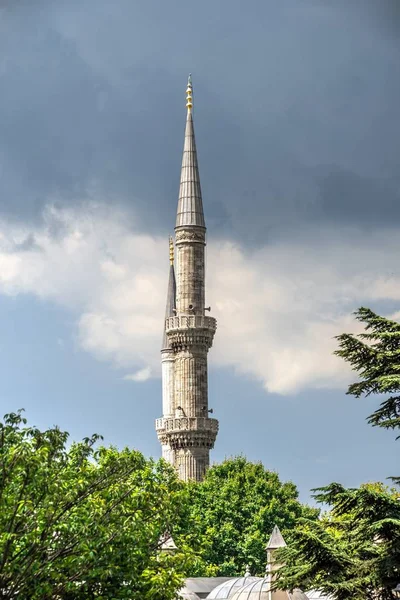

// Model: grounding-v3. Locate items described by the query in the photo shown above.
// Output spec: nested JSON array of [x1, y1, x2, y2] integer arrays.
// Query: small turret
[[266, 525, 287, 552], [266, 525, 287, 594]]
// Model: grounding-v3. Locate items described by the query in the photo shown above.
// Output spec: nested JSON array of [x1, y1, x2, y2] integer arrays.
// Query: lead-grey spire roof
[[175, 75, 205, 229], [161, 263, 176, 350], [266, 525, 286, 551]]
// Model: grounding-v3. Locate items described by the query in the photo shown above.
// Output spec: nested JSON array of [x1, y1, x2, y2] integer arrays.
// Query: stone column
[[175, 447, 210, 481], [175, 226, 206, 315], [173, 350, 208, 417], [163, 314, 218, 482], [161, 348, 175, 417]]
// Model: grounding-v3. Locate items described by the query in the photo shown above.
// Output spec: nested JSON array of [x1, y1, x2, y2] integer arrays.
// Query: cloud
[[0, 202, 399, 394], [0, 202, 166, 373], [123, 368, 152, 383], [1, 0, 400, 244], [207, 234, 400, 393]]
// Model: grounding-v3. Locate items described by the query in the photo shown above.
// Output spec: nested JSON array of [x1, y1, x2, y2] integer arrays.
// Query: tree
[[276, 308, 400, 599], [276, 482, 400, 600], [176, 457, 318, 577], [0, 410, 189, 600], [335, 307, 400, 436]]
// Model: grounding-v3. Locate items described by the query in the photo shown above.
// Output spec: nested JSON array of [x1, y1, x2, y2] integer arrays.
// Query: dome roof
[[306, 591, 331, 600], [207, 576, 261, 599], [229, 579, 309, 600], [178, 587, 200, 600]]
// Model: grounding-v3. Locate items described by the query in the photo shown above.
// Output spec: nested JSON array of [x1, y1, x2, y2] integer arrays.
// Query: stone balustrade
[[165, 315, 217, 332], [155, 416, 219, 451], [155, 416, 219, 434], [165, 315, 217, 350]]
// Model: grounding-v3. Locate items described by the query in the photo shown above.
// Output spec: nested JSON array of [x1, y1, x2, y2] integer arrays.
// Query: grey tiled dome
[[207, 576, 261, 599], [306, 591, 331, 600], [178, 588, 201, 600], [229, 579, 309, 600]]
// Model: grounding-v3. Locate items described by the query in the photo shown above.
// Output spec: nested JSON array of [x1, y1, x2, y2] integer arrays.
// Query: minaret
[[160, 237, 177, 465], [155, 75, 218, 482]]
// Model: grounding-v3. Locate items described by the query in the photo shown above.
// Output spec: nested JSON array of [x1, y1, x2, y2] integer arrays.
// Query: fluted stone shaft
[[175, 227, 205, 315], [175, 447, 210, 481], [166, 314, 216, 481], [161, 348, 175, 417], [161, 444, 173, 464], [173, 348, 208, 417]]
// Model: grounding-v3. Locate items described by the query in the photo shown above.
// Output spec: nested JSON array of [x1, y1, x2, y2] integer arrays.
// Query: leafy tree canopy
[[276, 482, 400, 600], [176, 456, 318, 577], [335, 307, 400, 436], [0, 410, 190, 600]]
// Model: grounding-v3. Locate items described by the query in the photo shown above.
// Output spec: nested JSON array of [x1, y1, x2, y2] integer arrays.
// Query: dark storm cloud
[[312, 167, 400, 228], [0, 0, 399, 243]]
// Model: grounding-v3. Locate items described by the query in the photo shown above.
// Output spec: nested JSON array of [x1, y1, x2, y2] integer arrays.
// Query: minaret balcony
[[166, 315, 217, 331], [155, 416, 219, 450], [165, 315, 217, 350]]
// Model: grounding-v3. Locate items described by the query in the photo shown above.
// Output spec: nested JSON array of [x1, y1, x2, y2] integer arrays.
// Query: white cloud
[[0, 203, 399, 394], [207, 236, 400, 393], [124, 367, 152, 383]]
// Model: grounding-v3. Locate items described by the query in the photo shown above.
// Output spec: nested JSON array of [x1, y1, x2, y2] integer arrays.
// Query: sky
[[0, 0, 399, 504]]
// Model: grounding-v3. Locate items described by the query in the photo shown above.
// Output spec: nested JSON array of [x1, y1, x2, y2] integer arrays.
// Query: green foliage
[[0, 410, 189, 600], [176, 456, 318, 577], [276, 482, 400, 600], [335, 307, 400, 436], [277, 308, 400, 599]]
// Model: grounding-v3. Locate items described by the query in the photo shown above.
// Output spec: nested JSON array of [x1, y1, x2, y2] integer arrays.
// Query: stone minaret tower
[[155, 75, 218, 482]]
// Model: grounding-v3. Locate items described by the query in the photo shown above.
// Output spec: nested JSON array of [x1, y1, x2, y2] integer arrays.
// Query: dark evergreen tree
[[276, 482, 400, 600], [277, 308, 400, 600], [335, 307, 400, 436]]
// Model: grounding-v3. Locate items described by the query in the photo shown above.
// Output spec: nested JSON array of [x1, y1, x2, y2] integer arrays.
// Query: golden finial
[[169, 236, 174, 265], [186, 73, 193, 111]]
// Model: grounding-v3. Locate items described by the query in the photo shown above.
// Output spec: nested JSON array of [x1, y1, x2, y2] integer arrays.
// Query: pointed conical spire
[[159, 532, 178, 553], [161, 237, 176, 350], [244, 564, 251, 577], [266, 525, 287, 551], [175, 74, 205, 229]]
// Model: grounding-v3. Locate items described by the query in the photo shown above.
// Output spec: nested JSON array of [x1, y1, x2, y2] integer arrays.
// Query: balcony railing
[[155, 416, 219, 433], [165, 315, 217, 332]]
